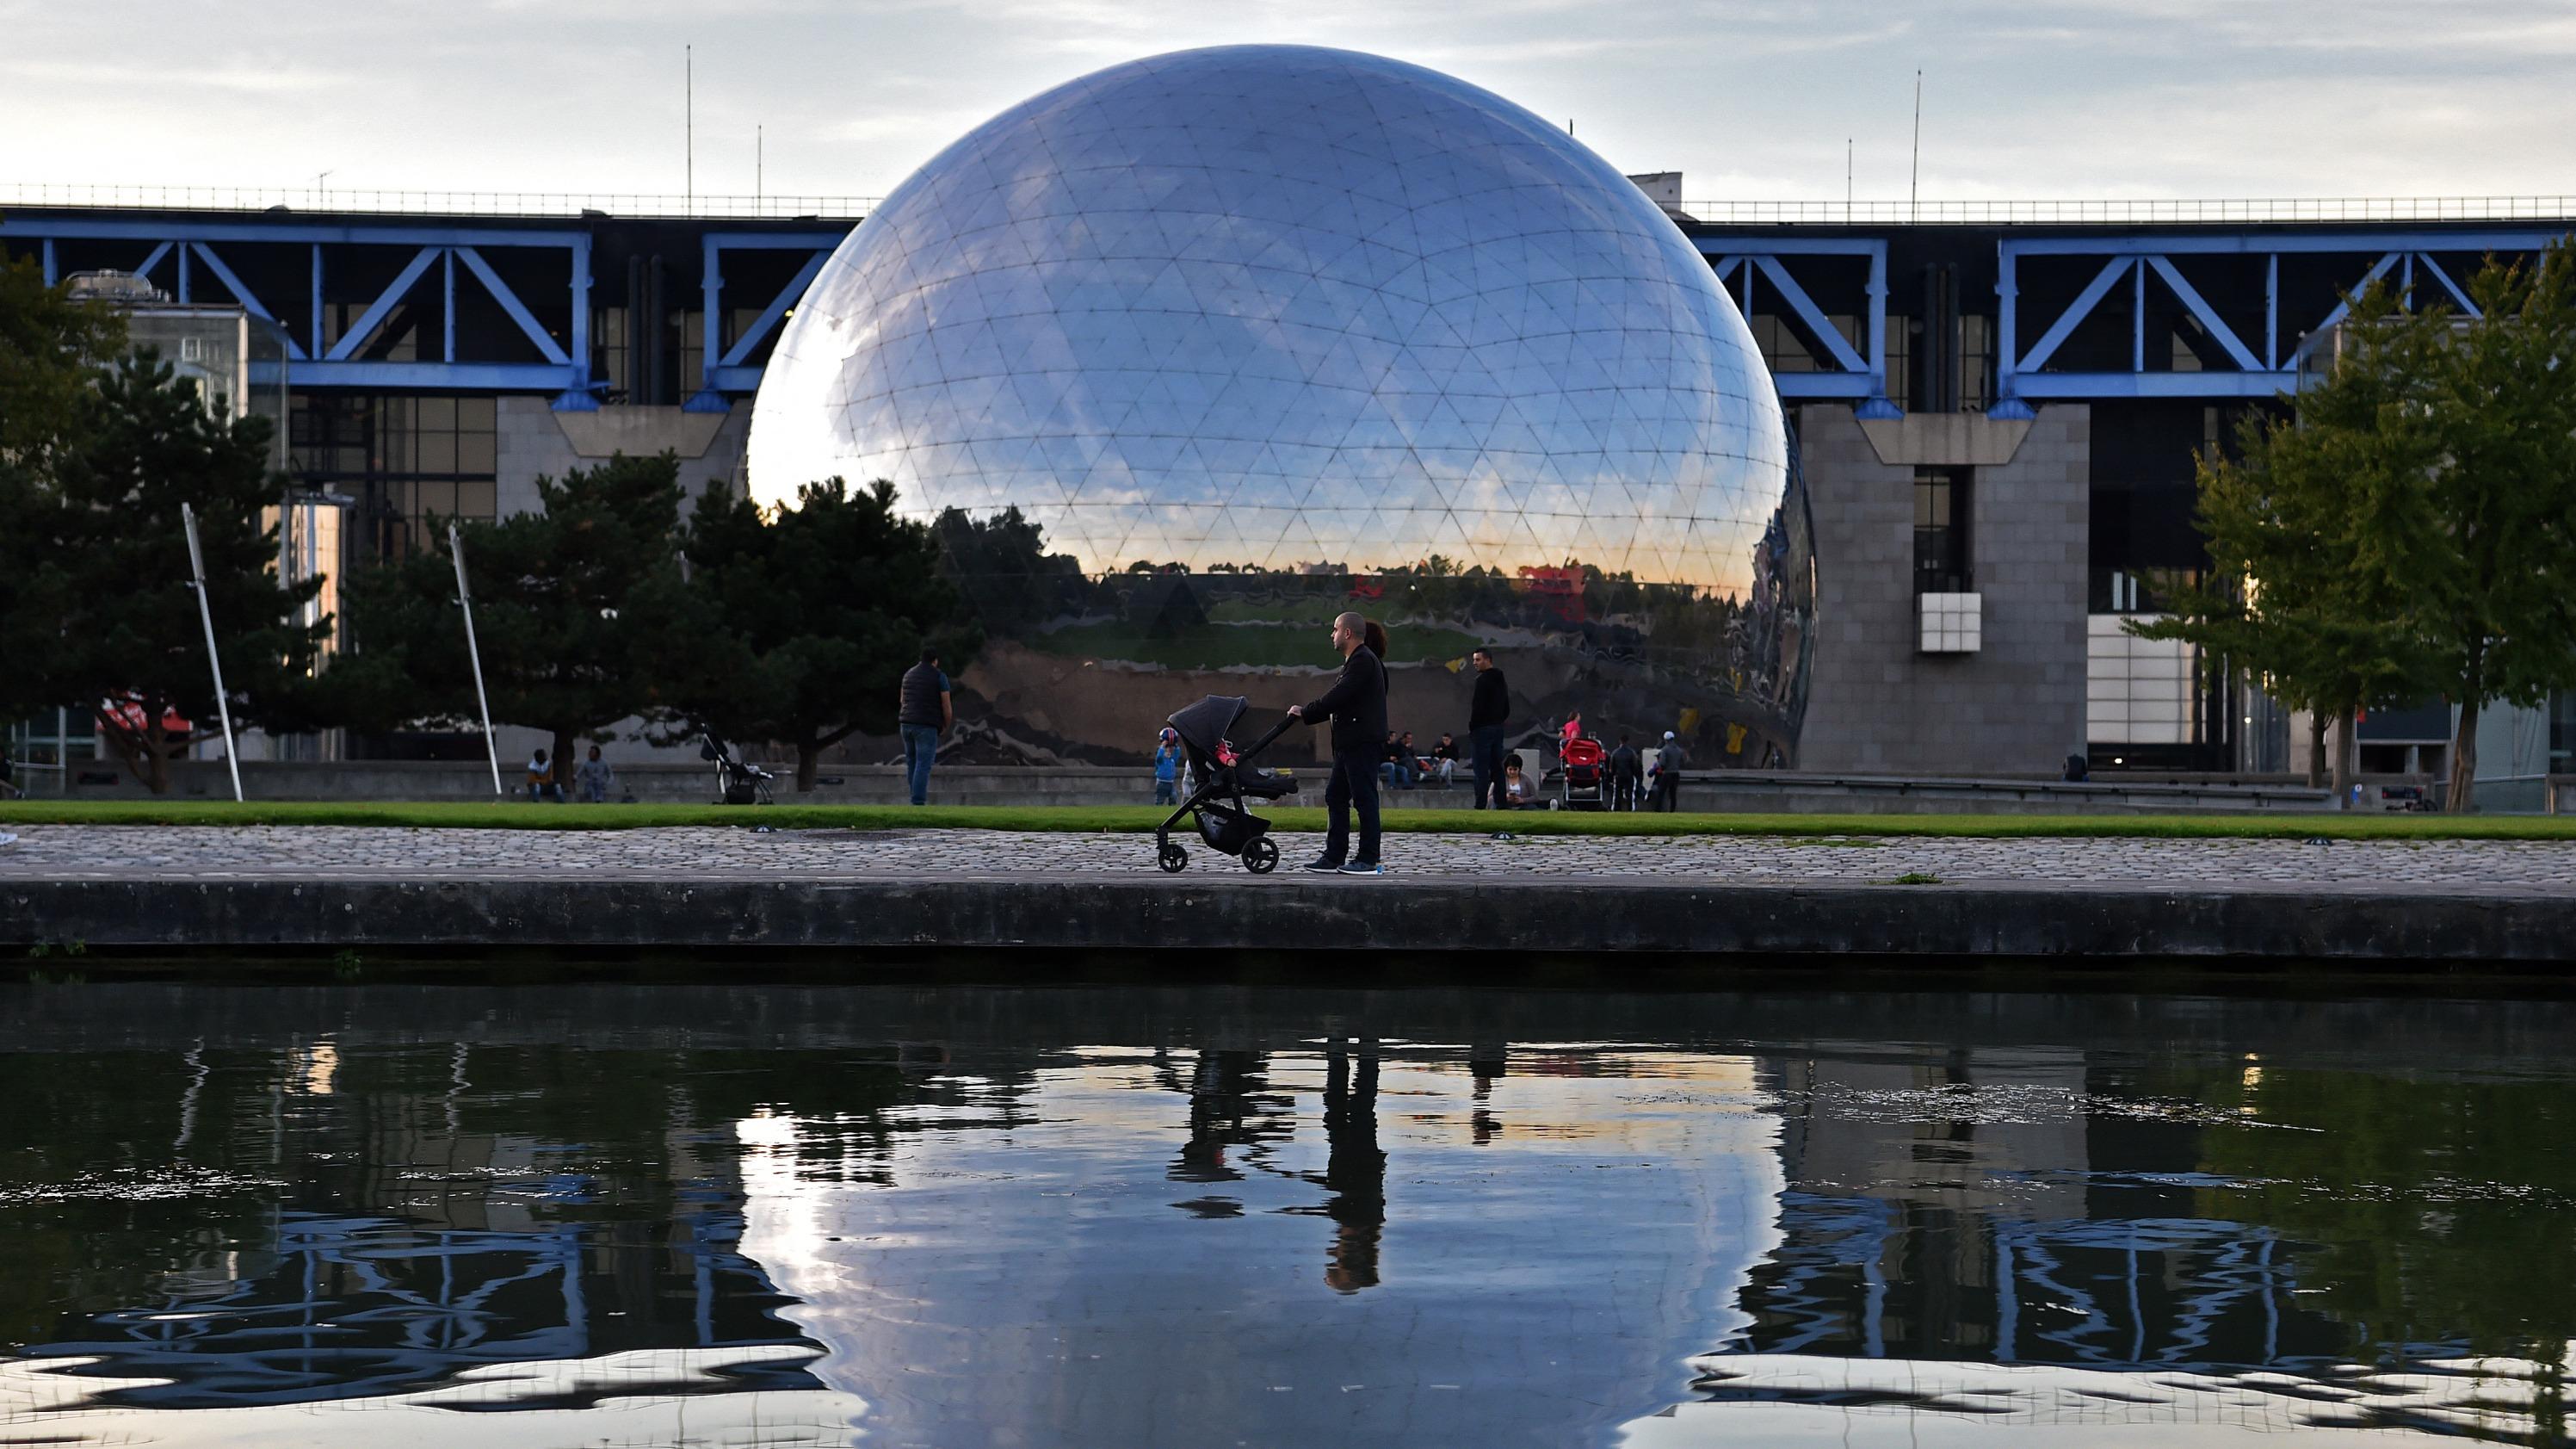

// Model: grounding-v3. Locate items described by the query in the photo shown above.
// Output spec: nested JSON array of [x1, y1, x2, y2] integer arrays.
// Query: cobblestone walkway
[[1, 826, 2571, 890]]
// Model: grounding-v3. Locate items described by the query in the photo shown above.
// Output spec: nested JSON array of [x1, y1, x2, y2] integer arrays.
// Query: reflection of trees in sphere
[[751, 44, 1807, 768]]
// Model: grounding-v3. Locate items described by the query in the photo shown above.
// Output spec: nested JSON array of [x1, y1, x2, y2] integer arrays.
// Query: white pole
[[179, 503, 244, 803], [449, 523, 504, 796]]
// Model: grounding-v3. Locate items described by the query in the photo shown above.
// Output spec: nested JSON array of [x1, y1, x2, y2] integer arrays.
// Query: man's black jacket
[[1301, 646, 1389, 753], [1468, 667, 1508, 731], [1609, 744, 1641, 781]]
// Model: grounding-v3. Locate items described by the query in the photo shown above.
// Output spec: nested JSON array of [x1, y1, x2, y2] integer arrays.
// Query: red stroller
[[1558, 735, 1609, 810]]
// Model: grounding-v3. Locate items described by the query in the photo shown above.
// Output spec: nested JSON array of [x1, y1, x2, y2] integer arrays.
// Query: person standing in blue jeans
[[1152, 728, 1183, 805], [1467, 647, 1509, 809], [896, 645, 951, 807]]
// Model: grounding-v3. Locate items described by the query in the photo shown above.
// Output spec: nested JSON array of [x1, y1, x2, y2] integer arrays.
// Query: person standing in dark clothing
[[1652, 729, 1690, 812], [1609, 732, 1641, 812], [1467, 647, 1509, 809], [897, 646, 952, 807], [1288, 610, 1388, 875]]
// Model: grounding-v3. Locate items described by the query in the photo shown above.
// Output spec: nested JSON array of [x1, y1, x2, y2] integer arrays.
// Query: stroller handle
[[1240, 711, 1298, 758]]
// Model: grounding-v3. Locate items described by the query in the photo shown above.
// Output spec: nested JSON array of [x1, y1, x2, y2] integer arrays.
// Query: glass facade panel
[[750, 45, 1808, 766], [1913, 468, 1969, 594], [290, 393, 500, 563]]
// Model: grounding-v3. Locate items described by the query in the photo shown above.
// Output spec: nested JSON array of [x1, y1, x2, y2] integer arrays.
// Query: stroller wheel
[[1157, 841, 1189, 873], [1242, 836, 1279, 874]]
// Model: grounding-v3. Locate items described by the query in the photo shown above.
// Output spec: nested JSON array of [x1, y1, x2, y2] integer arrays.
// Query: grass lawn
[[3, 799, 2573, 839]]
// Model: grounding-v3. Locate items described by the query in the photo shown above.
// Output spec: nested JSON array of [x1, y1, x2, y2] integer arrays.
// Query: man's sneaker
[[1303, 857, 1344, 873], [1337, 861, 1385, 876]]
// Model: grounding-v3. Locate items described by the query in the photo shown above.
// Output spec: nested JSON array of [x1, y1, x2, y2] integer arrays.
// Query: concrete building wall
[[1796, 404, 2089, 777], [494, 399, 752, 518]]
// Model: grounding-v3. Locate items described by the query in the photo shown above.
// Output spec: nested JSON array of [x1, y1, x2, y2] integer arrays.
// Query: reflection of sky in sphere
[[751, 44, 1786, 593]]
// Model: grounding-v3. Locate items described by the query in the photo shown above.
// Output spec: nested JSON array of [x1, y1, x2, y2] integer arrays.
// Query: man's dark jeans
[[1322, 746, 1383, 866], [1469, 725, 1507, 809]]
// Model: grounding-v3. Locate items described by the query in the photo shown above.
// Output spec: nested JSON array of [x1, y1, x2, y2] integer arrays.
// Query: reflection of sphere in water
[[750, 44, 1808, 767], [750, 44, 1786, 590]]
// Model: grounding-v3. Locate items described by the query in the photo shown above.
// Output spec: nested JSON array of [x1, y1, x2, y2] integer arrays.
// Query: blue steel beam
[[718, 248, 831, 368], [2414, 251, 2481, 317], [324, 245, 442, 362], [2146, 257, 2261, 371], [451, 245, 573, 366], [1752, 255, 1869, 373], [1690, 235, 1892, 411], [1997, 227, 2566, 406], [688, 231, 850, 407], [2016, 256, 2134, 374], [255, 361, 577, 390], [188, 243, 306, 359]]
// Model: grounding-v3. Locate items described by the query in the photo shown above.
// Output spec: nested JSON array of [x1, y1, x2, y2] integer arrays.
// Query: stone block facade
[[1795, 403, 2089, 777]]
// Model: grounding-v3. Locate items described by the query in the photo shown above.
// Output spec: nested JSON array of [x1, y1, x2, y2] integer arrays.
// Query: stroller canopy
[[1167, 695, 1250, 758]]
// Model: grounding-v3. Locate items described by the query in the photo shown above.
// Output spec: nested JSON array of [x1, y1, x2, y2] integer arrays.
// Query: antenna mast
[[1909, 71, 1922, 223]]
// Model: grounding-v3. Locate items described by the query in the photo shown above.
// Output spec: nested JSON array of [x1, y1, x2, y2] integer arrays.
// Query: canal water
[[1, 984, 2569, 1447]]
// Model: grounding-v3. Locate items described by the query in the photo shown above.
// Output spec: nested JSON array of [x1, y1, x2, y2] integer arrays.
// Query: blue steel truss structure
[[3, 208, 2567, 421], [1990, 226, 2572, 415]]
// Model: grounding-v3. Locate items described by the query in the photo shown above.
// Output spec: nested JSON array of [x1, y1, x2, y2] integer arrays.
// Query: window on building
[[1912, 468, 1970, 594], [290, 393, 499, 563], [1960, 313, 1995, 412], [1884, 319, 1915, 412], [2552, 689, 2576, 771]]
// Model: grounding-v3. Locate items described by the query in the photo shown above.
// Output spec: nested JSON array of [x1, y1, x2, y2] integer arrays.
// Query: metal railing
[[11, 185, 2576, 227], [1675, 196, 2576, 226], [0, 183, 879, 220]]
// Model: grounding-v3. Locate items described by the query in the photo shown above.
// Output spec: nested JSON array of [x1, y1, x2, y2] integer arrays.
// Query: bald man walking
[[1286, 610, 1388, 876]]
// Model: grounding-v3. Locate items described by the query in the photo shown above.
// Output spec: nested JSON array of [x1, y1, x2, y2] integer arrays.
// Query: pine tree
[[331, 453, 701, 790], [679, 477, 972, 791]]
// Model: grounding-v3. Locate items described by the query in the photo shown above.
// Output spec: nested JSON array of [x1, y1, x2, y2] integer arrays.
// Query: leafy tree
[[930, 504, 1087, 635], [2411, 244, 2576, 812], [680, 477, 970, 791], [2130, 288, 2441, 802], [332, 453, 700, 787], [0, 254, 127, 465], [0, 258, 127, 733], [12, 354, 331, 792]]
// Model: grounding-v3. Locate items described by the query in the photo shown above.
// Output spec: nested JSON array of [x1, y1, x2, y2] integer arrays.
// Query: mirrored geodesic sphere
[[751, 44, 1809, 769]]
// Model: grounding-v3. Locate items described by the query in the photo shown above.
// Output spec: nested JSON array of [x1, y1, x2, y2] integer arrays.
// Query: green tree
[[333, 453, 700, 788], [0, 254, 127, 464], [2131, 280, 2446, 803], [2412, 244, 2576, 812], [0, 257, 128, 735], [13, 354, 331, 792], [681, 477, 970, 791]]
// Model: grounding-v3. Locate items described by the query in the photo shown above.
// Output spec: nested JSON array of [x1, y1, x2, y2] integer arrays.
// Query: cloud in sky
[[1, 0, 2569, 203]]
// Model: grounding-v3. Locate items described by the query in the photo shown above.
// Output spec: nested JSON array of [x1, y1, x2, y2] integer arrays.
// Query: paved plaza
[[1, 825, 2571, 893]]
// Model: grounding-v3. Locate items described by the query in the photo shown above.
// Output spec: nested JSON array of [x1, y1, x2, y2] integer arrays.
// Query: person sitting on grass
[[1498, 752, 1549, 809]]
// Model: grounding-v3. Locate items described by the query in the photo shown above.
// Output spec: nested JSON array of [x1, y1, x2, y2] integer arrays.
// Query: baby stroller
[[1559, 734, 1609, 810], [1155, 695, 1300, 874], [700, 733, 775, 806]]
